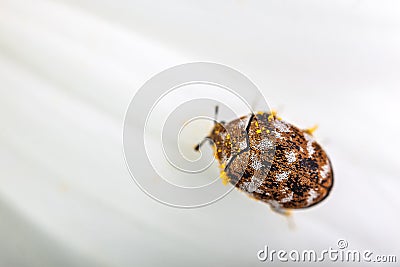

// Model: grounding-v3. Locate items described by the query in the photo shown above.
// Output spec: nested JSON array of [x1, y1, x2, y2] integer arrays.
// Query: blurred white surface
[[0, 0, 399, 266]]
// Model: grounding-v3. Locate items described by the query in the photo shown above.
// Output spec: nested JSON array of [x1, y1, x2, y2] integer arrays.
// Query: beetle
[[195, 107, 333, 215]]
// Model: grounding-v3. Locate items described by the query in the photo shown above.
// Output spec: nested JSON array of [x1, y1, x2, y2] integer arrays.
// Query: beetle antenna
[[214, 105, 219, 124]]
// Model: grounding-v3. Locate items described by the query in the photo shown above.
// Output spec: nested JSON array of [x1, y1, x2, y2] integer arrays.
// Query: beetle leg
[[245, 113, 255, 132], [194, 137, 211, 151], [304, 124, 318, 135], [224, 113, 254, 172], [269, 202, 292, 216]]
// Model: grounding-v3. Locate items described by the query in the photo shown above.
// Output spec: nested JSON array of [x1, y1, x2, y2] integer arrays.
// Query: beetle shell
[[208, 112, 333, 211]]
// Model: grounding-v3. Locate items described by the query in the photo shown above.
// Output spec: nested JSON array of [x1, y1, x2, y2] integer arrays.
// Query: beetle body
[[204, 111, 333, 214]]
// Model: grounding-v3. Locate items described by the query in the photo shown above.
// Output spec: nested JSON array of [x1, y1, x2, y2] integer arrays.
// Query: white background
[[0, 1, 399, 266]]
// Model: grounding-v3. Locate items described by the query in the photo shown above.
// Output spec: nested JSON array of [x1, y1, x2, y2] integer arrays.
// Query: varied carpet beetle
[[195, 107, 333, 215]]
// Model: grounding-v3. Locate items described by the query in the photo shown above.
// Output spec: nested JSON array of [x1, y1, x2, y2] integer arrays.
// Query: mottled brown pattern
[[208, 112, 333, 213]]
